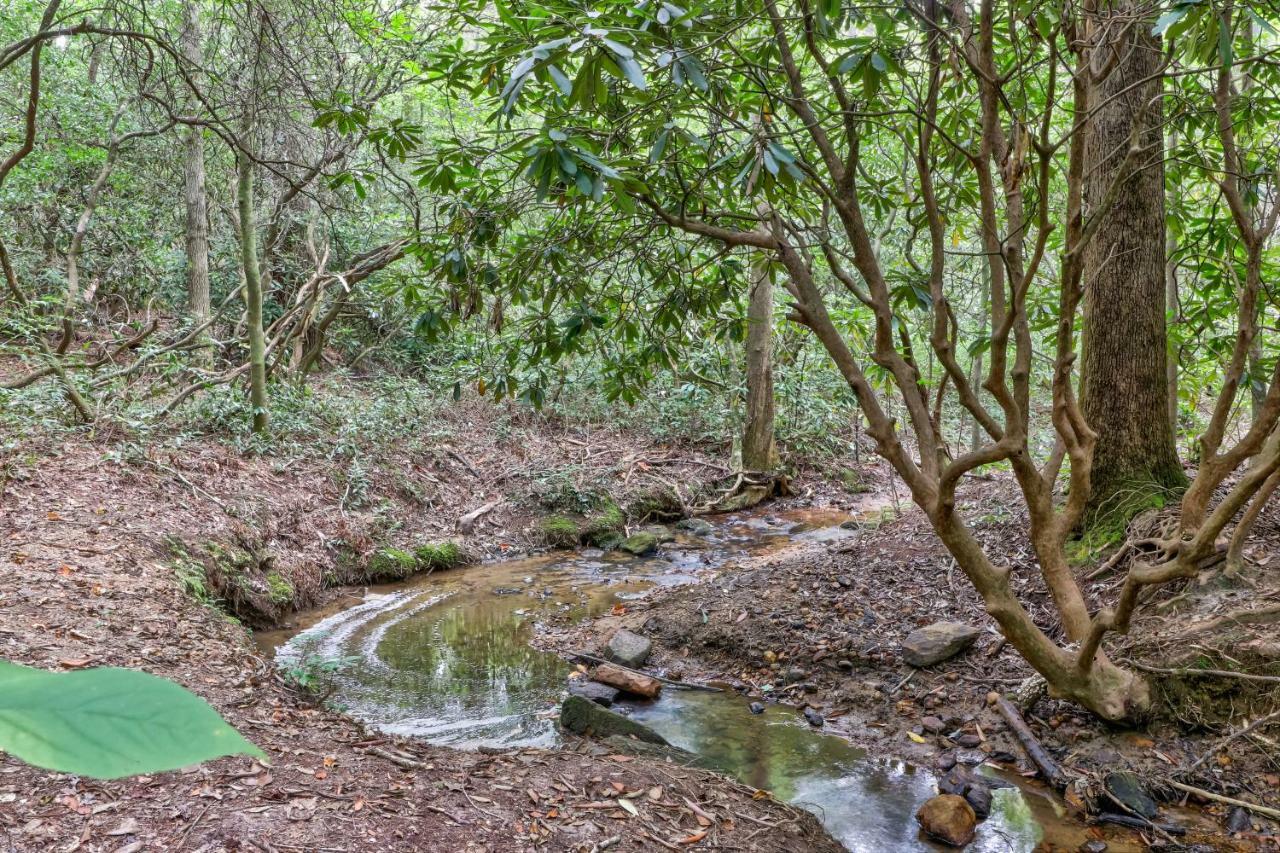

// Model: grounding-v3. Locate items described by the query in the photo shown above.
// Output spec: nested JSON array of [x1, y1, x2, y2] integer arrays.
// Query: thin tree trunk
[[742, 253, 778, 471], [237, 148, 268, 433], [1080, 7, 1184, 523], [181, 1, 211, 337]]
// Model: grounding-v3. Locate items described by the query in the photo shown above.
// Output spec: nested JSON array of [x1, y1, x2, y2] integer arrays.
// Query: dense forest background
[[3, 0, 1280, 726]]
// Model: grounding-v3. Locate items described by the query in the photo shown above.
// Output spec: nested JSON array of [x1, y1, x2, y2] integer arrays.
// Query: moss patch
[[581, 503, 625, 548], [266, 571, 295, 605], [367, 547, 418, 581], [412, 540, 466, 571], [538, 515, 582, 548]]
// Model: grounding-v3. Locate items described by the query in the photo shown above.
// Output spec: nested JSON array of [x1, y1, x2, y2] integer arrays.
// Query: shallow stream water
[[259, 510, 1140, 852]]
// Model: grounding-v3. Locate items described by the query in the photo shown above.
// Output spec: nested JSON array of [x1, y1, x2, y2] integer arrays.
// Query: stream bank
[[261, 507, 1196, 851], [0, 414, 838, 852]]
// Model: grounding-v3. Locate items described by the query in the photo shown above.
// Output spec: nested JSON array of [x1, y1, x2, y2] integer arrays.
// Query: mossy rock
[[581, 503, 626, 548], [620, 532, 660, 556], [539, 516, 582, 548], [367, 547, 417, 581], [839, 468, 872, 494], [586, 529, 626, 551], [559, 695, 667, 744], [413, 540, 466, 571], [626, 486, 683, 522]]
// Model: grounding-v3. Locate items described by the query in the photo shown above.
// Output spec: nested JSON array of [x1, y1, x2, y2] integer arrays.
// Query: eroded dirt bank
[[545, 485, 1280, 851], [0, 400, 840, 853]]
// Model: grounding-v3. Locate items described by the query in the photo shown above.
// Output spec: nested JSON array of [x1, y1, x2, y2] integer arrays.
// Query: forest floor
[[0, 378, 841, 853], [547, 480, 1280, 851]]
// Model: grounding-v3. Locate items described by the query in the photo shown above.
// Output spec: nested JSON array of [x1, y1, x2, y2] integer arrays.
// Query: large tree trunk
[[237, 148, 268, 434], [1080, 10, 1184, 523], [181, 1, 211, 335], [742, 254, 778, 471]]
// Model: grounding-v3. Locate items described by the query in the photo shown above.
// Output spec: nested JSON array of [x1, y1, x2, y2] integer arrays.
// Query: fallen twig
[[1167, 780, 1280, 821], [994, 695, 1068, 791]]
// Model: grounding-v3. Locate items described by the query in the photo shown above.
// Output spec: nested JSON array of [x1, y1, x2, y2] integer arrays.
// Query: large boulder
[[605, 628, 653, 667], [559, 695, 667, 744], [592, 663, 662, 699], [916, 794, 977, 847], [901, 622, 982, 667]]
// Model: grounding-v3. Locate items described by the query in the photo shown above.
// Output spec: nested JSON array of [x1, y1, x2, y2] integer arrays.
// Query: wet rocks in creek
[[1104, 770, 1158, 820], [675, 517, 715, 536], [604, 628, 653, 667], [559, 695, 668, 744], [900, 622, 982, 667], [590, 663, 662, 699], [915, 794, 977, 847], [569, 679, 620, 707]]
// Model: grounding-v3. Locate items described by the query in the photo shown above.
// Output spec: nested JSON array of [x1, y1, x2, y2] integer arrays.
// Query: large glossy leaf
[[0, 661, 265, 779]]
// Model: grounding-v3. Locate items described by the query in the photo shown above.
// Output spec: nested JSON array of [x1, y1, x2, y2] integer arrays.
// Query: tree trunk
[[181, 1, 211, 336], [742, 253, 778, 471], [237, 148, 268, 434], [1080, 9, 1184, 523]]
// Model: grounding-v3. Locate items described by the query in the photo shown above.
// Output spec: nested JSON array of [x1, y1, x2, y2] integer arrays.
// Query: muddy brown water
[[258, 509, 1144, 852]]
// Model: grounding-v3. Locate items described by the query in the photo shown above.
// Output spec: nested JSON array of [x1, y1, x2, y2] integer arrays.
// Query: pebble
[[803, 707, 824, 727], [749, 702, 765, 715], [956, 733, 982, 748], [921, 716, 946, 734]]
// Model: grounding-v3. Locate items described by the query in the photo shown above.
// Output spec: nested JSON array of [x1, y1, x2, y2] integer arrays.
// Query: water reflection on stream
[[259, 510, 1129, 852]]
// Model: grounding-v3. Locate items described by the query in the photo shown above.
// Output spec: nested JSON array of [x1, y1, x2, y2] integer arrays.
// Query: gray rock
[[803, 707, 824, 727], [569, 679, 619, 707], [901, 622, 982, 667], [559, 695, 667, 744], [749, 702, 765, 715], [1225, 806, 1252, 834], [675, 517, 715, 536], [956, 733, 982, 748], [1105, 771, 1158, 820], [921, 716, 946, 734], [604, 628, 652, 667], [784, 666, 807, 683], [1078, 842, 1107, 853], [964, 785, 993, 819]]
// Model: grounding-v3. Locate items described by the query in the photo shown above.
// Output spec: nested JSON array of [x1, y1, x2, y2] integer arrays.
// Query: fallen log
[[458, 500, 501, 534], [569, 651, 722, 693], [994, 695, 1068, 791]]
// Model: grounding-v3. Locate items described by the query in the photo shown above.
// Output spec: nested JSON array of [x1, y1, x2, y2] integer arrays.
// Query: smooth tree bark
[[181, 1, 211, 335], [1079, 6, 1184, 521], [236, 147, 269, 433], [742, 252, 779, 471]]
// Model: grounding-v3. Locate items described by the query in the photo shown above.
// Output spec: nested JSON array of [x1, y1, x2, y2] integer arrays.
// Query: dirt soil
[[549, 481, 1280, 852], [0, 393, 840, 853]]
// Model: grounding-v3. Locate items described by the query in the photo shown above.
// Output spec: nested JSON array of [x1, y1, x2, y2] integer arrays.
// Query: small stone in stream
[[901, 622, 982, 667], [605, 628, 653, 667], [559, 695, 667, 744], [619, 532, 659, 556], [936, 752, 957, 771], [837, 575, 853, 588], [839, 520, 860, 530], [955, 749, 986, 766], [568, 680, 619, 707], [916, 794, 977, 847], [938, 766, 975, 796], [837, 659, 854, 672], [1078, 842, 1107, 853], [1104, 771, 1158, 820], [1225, 806, 1252, 834], [675, 517, 715, 536], [788, 522, 816, 534], [784, 666, 807, 683], [964, 785, 993, 819], [749, 702, 765, 715], [921, 716, 946, 734], [956, 733, 982, 748], [803, 707, 824, 727], [591, 663, 662, 699], [990, 750, 1018, 764]]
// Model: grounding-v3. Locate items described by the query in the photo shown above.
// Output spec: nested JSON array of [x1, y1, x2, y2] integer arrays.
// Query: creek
[[258, 510, 1139, 852]]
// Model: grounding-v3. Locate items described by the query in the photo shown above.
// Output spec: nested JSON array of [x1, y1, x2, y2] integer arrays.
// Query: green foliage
[[0, 660, 263, 779], [279, 655, 357, 701], [265, 571, 295, 605]]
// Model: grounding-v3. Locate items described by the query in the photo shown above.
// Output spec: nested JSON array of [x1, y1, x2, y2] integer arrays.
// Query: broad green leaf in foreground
[[0, 661, 265, 779]]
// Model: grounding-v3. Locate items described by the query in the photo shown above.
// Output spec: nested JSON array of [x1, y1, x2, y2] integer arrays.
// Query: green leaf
[[0, 661, 265, 780]]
